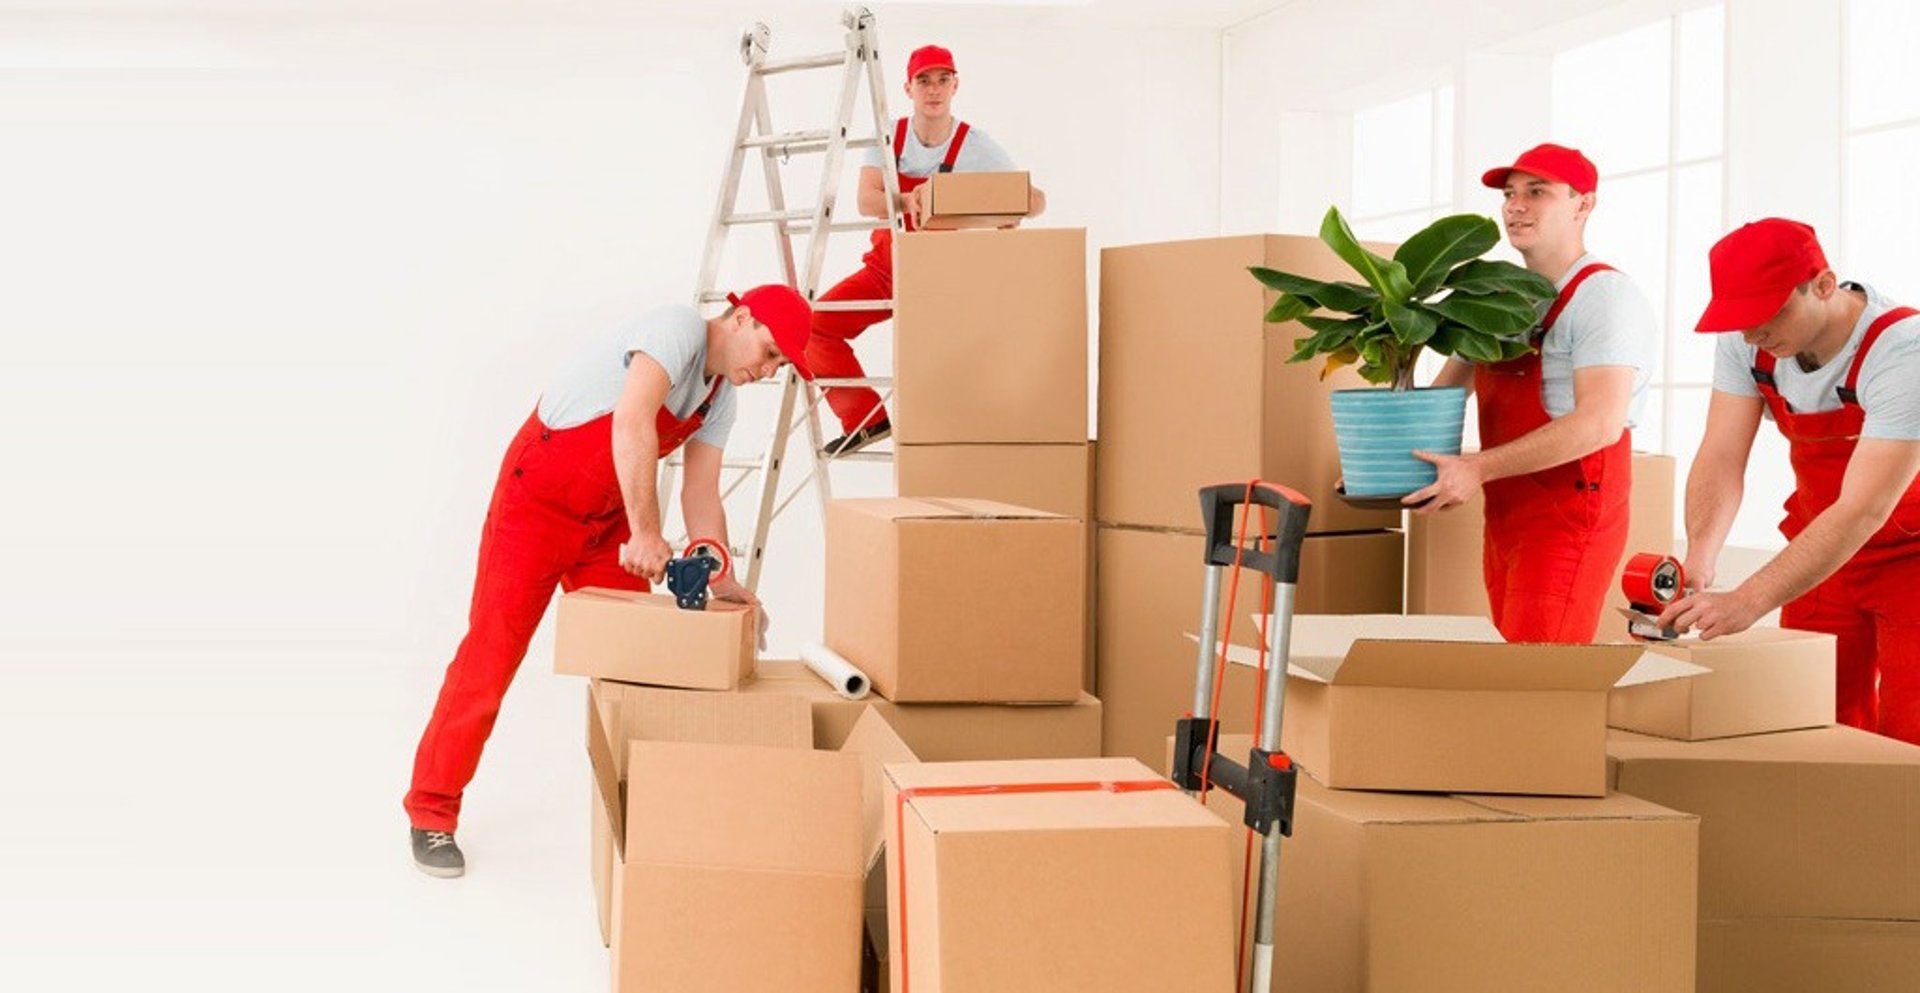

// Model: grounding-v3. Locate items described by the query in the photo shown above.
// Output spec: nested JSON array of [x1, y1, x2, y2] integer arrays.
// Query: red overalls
[[1757, 305, 1920, 744], [806, 117, 970, 434], [405, 383, 723, 832], [1476, 263, 1633, 643]]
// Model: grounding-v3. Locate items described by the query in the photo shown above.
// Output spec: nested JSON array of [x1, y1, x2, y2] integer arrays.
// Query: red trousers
[[807, 260, 894, 435], [1481, 459, 1632, 644], [1781, 544, 1920, 745], [404, 411, 646, 832]]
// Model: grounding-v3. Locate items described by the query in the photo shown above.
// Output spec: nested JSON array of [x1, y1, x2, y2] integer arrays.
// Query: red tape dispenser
[[1619, 552, 1686, 641]]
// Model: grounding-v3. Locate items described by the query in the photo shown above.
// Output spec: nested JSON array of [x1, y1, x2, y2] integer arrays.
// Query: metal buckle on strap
[[1836, 385, 1860, 406], [1751, 368, 1777, 387]]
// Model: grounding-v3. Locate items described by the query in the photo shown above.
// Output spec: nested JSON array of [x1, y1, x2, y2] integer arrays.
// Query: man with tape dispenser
[[1659, 219, 1920, 746], [403, 284, 812, 878]]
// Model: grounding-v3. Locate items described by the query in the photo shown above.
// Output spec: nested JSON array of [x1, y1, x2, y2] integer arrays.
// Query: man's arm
[[857, 166, 921, 221], [1679, 390, 1763, 590], [1661, 437, 1920, 639], [678, 439, 758, 606], [1431, 357, 1476, 396], [611, 354, 674, 581], [1406, 364, 1633, 510]]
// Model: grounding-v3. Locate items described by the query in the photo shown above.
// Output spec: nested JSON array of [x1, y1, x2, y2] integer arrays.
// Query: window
[[1347, 83, 1456, 242]]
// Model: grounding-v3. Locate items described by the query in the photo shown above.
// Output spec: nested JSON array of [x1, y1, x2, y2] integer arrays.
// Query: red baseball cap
[[1695, 218, 1830, 333], [907, 44, 956, 79], [728, 284, 813, 379], [1481, 143, 1599, 195]]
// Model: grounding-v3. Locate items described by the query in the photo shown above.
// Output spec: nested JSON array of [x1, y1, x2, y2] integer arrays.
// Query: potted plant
[[1250, 206, 1557, 498]]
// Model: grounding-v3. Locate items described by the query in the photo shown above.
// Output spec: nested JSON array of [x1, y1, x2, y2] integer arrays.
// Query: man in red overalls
[[1660, 219, 1920, 744], [1407, 144, 1656, 643], [404, 284, 813, 877], [808, 43, 1047, 454]]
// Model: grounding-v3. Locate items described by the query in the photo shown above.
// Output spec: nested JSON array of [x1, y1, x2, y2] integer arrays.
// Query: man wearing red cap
[[1407, 143, 1656, 644], [807, 43, 1048, 455], [403, 284, 814, 876], [1659, 219, 1920, 744]]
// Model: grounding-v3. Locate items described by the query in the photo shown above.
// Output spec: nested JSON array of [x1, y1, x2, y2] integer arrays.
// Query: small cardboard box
[[883, 757, 1237, 993], [1608, 627, 1837, 740], [1191, 735, 1699, 993], [825, 498, 1085, 703], [918, 171, 1030, 229], [1608, 725, 1920, 921], [894, 228, 1086, 444], [1213, 614, 1700, 796], [1699, 917, 1920, 993], [555, 588, 755, 690]]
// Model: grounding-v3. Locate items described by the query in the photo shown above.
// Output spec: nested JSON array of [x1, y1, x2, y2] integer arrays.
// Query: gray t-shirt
[[1711, 282, 1920, 441], [537, 305, 736, 448], [863, 119, 1017, 176], [1535, 254, 1657, 425]]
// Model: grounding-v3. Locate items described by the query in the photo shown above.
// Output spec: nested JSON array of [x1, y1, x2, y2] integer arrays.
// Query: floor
[[0, 645, 608, 992]]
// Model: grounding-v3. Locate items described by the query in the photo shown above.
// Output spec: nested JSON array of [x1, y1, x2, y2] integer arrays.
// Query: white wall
[[0, 7, 1222, 662]]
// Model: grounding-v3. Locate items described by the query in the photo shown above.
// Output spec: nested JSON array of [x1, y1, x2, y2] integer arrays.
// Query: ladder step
[[760, 135, 884, 156], [810, 298, 892, 313], [814, 376, 894, 388], [756, 52, 849, 75], [788, 219, 888, 235], [819, 449, 893, 463], [726, 208, 819, 226], [741, 129, 833, 149]]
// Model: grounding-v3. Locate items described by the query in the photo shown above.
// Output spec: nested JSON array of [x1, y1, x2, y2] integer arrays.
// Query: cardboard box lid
[[1206, 614, 1703, 691], [840, 709, 920, 874], [625, 739, 863, 876], [1608, 725, 1920, 765], [886, 757, 1222, 834], [835, 496, 1067, 523], [569, 585, 755, 619], [1645, 625, 1836, 659]]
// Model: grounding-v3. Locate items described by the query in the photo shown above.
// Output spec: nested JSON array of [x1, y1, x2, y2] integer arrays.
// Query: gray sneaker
[[410, 828, 465, 878]]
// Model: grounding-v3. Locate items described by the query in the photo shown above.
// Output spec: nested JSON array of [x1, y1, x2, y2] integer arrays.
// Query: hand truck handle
[[1197, 482, 1313, 584]]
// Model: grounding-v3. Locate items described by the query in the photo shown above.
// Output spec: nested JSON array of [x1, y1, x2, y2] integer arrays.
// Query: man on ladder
[[808, 43, 1048, 455], [403, 285, 813, 878]]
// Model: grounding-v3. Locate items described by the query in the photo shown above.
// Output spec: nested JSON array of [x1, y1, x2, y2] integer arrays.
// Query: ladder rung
[[696, 290, 731, 305], [726, 209, 818, 226], [788, 219, 887, 235], [756, 52, 848, 75], [741, 129, 833, 150], [751, 135, 884, 156], [810, 298, 892, 312], [819, 449, 893, 463], [814, 376, 893, 388], [719, 458, 768, 471]]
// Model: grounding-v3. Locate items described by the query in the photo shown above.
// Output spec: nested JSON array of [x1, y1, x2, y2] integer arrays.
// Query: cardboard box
[[742, 661, 1103, 761], [1222, 614, 1697, 796], [1699, 917, 1920, 993], [1097, 234, 1401, 534], [918, 171, 1030, 230], [610, 741, 863, 993], [894, 442, 1091, 520], [883, 757, 1237, 993], [1095, 524, 1404, 767], [1609, 725, 1920, 920], [555, 588, 755, 690], [1193, 735, 1698, 993], [825, 498, 1085, 702], [1406, 452, 1677, 633], [894, 228, 1085, 444], [1609, 627, 1837, 740]]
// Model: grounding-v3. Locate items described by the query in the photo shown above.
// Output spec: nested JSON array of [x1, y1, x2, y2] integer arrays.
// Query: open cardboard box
[[1202, 614, 1704, 796]]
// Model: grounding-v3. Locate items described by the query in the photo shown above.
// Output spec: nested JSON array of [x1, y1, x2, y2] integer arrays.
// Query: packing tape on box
[[799, 642, 871, 701]]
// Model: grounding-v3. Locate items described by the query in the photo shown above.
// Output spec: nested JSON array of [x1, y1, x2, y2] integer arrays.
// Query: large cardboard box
[[1609, 627, 1837, 740], [610, 741, 863, 993], [555, 588, 756, 690], [918, 171, 1031, 230], [894, 442, 1091, 520], [825, 498, 1084, 703], [1194, 735, 1698, 993], [882, 757, 1237, 993], [1094, 524, 1403, 767], [1234, 614, 1690, 796], [894, 228, 1085, 444], [742, 661, 1103, 760], [1406, 452, 1677, 633], [1608, 725, 1920, 921], [1699, 917, 1920, 993], [1097, 234, 1400, 534]]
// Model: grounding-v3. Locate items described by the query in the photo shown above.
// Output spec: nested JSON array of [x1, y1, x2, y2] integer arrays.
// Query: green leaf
[[1453, 331, 1502, 364], [1428, 292, 1542, 337], [1318, 206, 1414, 303], [1445, 259, 1558, 300], [1248, 267, 1379, 313], [1394, 214, 1499, 297], [1383, 299, 1440, 346], [1264, 294, 1314, 324]]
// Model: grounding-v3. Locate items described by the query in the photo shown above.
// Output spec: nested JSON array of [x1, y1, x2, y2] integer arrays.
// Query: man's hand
[[1655, 588, 1767, 641], [901, 185, 926, 226], [618, 531, 673, 583], [709, 574, 759, 607], [1403, 451, 1486, 512], [1680, 554, 1716, 594]]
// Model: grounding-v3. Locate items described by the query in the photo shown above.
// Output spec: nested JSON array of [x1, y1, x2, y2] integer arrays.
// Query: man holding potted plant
[[1656, 219, 1920, 744], [1406, 143, 1656, 644]]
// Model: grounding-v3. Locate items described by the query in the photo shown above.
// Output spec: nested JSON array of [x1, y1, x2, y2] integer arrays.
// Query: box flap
[[585, 687, 627, 859], [1461, 791, 1697, 822], [884, 758, 1220, 834], [601, 680, 812, 750], [626, 740, 863, 876], [1608, 724, 1920, 765], [839, 709, 920, 874], [840, 495, 1065, 522]]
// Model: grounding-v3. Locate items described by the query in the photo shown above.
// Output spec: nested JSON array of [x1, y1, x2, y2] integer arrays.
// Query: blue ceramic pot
[[1329, 386, 1468, 498]]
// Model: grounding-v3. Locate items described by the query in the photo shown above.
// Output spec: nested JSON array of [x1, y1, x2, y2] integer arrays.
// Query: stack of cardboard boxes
[[1093, 234, 1408, 767]]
